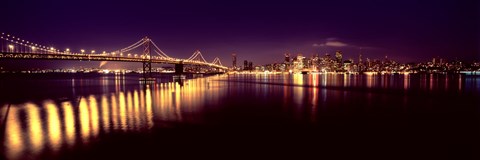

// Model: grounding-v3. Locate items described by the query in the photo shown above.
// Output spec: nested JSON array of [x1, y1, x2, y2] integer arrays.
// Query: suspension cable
[[150, 40, 171, 58]]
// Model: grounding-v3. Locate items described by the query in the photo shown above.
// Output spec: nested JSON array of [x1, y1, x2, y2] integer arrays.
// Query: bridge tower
[[143, 37, 152, 80]]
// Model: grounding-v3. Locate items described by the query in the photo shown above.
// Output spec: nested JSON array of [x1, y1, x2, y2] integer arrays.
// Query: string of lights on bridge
[[0, 32, 225, 68]]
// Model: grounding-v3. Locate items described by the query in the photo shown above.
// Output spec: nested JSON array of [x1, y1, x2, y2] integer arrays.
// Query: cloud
[[312, 38, 350, 47], [325, 41, 348, 47], [312, 37, 378, 50]]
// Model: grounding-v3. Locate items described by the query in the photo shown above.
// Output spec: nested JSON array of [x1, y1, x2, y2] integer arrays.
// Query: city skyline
[[1, 0, 478, 69], [0, 30, 478, 71]]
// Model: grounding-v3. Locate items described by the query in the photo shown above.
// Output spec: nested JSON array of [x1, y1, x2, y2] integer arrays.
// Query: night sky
[[1, 0, 479, 69]]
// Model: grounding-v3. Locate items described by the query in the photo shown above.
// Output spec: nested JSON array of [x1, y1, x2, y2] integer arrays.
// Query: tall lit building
[[293, 54, 305, 71], [312, 54, 319, 70], [232, 53, 237, 69], [244, 60, 248, 70], [284, 53, 291, 71], [366, 58, 371, 68], [335, 50, 343, 63], [335, 50, 343, 71], [358, 54, 364, 72]]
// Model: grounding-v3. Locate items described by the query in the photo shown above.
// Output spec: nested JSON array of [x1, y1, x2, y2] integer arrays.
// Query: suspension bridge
[[0, 33, 227, 78]]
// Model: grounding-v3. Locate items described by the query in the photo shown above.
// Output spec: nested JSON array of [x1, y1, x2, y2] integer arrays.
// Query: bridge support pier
[[175, 63, 184, 74], [143, 61, 152, 79]]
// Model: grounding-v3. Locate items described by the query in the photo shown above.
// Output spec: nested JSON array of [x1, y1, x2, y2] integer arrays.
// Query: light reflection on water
[[233, 73, 476, 92], [1, 73, 478, 159], [1, 75, 227, 160]]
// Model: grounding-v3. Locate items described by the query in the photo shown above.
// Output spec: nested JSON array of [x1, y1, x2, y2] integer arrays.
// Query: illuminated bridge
[[0, 33, 227, 76]]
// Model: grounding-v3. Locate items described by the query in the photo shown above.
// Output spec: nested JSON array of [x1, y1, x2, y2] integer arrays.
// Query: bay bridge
[[0, 33, 227, 78]]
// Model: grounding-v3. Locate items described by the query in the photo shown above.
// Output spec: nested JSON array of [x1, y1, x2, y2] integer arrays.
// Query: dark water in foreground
[[0, 73, 479, 160]]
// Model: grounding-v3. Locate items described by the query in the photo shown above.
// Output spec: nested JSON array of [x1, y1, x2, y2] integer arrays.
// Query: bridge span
[[0, 33, 228, 76]]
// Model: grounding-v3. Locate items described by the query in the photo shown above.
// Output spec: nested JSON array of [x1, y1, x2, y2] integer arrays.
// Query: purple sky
[[1, 0, 479, 69]]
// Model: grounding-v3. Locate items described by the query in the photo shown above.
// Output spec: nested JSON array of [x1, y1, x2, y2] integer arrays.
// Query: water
[[0, 73, 479, 159]]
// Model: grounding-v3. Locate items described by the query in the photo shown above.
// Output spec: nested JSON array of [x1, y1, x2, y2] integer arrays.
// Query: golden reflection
[[88, 96, 100, 137], [111, 94, 119, 130], [403, 74, 410, 90], [62, 101, 75, 146], [146, 86, 154, 129], [133, 90, 140, 110], [366, 74, 374, 88], [44, 100, 62, 151], [4, 106, 23, 160], [126, 91, 135, 130], [25, 103, 43, 154], [118, 92, 127, 131], [2, 76, 229, 159], [175, 82, 183, 121], [101, 95, 110, 133], [311, 74, 318, 87], [157, 83, 170, 121], [133, 90, 141, 130], [140, 88, 146, 112], [310, 75, 318, 122], [139, 89, 146, 126], [293, 74, 304, 105], [78, 97, 91, 143], [174, 82, 181, 119], [282, 74, 289, 106]]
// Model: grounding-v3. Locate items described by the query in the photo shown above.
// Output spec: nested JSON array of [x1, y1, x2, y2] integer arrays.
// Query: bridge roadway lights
[[175, 63, 184, 75]]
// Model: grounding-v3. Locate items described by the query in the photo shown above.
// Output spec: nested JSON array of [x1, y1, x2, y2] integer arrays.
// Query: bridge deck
[[0, 52, 227, 69]]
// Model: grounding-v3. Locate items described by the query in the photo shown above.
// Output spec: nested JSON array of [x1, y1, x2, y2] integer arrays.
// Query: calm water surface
[[0, 73, 479, 159]]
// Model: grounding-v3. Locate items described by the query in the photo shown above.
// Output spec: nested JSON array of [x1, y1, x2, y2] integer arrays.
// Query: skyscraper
[[284, 53, 291, 71], [358, 54, 364, 72], [335, 50, 343, 70], [335, 50, 343, 63], [244, 60, 248, 70], [232, 53, 237, 69]]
